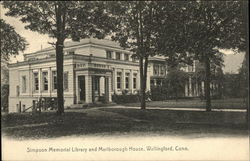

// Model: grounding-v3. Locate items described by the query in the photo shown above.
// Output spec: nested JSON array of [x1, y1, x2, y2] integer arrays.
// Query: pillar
[[201, 81, 205, 96], [38, 68, 42, 96], [189, 76, 192, 97], [85, 75, 92, 103], [113, 68, 117, 93], [122, 69, 126, 90], [100, 76, 105, 96], [129, 70, 133, 93], [185, 81, 188, 96]]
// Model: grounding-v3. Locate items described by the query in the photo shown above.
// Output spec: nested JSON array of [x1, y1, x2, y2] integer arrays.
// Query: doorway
[[78, 76, 85, 102]]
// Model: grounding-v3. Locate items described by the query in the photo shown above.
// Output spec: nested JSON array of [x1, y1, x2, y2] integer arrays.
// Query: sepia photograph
[[1, 1, 249, 161]]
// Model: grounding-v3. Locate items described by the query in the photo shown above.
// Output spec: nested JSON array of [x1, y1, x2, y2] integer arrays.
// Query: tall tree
[[0, 19, 28, 61], [3, 1, 112, 115], [182, 1, 247, 111], [107, 1, 190, 109]]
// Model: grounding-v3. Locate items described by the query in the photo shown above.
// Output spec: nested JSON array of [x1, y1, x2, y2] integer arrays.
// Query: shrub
[[150, 86, 166, 101], [112, 92, 140, 104], [1, 84, 9, 111]]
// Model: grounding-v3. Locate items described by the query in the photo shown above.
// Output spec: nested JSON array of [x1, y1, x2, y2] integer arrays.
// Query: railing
[[75, 63, 111, 70]]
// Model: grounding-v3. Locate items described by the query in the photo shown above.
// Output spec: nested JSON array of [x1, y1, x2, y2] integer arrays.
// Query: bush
[[112, 92, 140, 104], [1, 84, 9, 111], [150, 86, 166, 101]]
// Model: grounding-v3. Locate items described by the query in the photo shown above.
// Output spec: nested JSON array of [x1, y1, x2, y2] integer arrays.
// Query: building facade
[[8, 38, 214, 112]]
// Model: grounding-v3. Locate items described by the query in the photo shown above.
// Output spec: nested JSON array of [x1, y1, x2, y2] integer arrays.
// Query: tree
[[164, 66, 188, 101], [107, 1, 190, 109], [3, 1, 113, 115], [0, 19, 28, 61], [182, 1, 247, 111]]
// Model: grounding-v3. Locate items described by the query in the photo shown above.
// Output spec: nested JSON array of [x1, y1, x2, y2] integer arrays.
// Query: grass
[[122, 98, 247, 109], [1, 106, 248, 140]]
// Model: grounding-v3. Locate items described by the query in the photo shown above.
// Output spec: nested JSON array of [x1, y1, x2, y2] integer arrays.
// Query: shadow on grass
[[1, 108, 248, 140]]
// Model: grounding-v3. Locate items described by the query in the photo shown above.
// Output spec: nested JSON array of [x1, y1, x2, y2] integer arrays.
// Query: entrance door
[[78, 76, 85, 102]]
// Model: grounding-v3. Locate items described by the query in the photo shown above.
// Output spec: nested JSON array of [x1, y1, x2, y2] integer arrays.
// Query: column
[[189, 76, 192, 97], [38, 68, 42, 96], [122, 69, 126, 90], [121, 53, 124, 60], [76, 75, 79, 103], [201, 81, 205, 96], [137, 72, 140, 90], [48, 67, 52, 97], [113, 68, 117, 93], [85, 75, 92, 103], [129, 70, 133, 93], [185, 81, 188, 96], [108, 76, 112, 102], [99, 76, 105, 96]]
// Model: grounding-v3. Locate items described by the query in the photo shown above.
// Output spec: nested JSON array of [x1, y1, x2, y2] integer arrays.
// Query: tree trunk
[[139, 57, 146, 110], [56, 40, 64, 115], [140, 56, 148, 110], [205, 57, 211, 112], [55, 2, 66, 115]]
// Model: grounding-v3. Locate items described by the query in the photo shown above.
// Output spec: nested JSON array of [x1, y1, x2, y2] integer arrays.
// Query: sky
[[0, 5, 245, 73]]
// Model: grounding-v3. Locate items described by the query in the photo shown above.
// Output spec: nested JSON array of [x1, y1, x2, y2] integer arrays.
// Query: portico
[[75, 62, 112, 104]]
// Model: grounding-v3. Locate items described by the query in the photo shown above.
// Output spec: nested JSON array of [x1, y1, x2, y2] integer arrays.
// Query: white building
[[8, 38, 205, 113]]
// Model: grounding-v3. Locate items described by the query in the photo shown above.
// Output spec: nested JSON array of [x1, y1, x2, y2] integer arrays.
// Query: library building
[[8, 38, 205, 112]]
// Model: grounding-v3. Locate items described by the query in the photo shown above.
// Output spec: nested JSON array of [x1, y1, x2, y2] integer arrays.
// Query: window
[[42, 71, 48, 91], [106, 51, 112, 59], [153, 64, 159, 75], [68, 51, 75, 55], [133, 73, 137, 89], [160, 65, 165, 75], [33, 72, 39, 91], [117, 72, 122, 89], [116, 52, 121, 60], [124, 54, 129, 61], [125, 73, 130, 89], [52, 71, 57, 90], [63, 72, 68, 90], [132, 57, 137, 62], [22, 76, 26, 93]]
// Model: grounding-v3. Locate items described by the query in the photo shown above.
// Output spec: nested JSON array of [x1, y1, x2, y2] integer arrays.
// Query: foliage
[[0, 19, 28, 61], [1, 84, 9, 111], [222, 73, 242, 98], [164, 67, 188, 100], [150, 86, 166, 101], [178, 1, 247, 111], [107, 1, 192, 109], [3, 1, 112, 114], [112, 92, 140, 104]]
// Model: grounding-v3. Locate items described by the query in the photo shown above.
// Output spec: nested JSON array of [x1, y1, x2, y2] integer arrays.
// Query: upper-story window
[[106, 51, 112, 59], [132, 57, 137, 62], [33, 72, 39, 91], [116, 52, 121, 60], [68, 51, 75, 55], [22, 76, 26, 93], [124, 53, 129, 61], [42, 71, 48, 91]]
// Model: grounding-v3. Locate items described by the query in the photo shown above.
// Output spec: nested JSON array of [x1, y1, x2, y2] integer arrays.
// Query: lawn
[[1, 106, 248, 140], [122, 98, 247, 109]]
